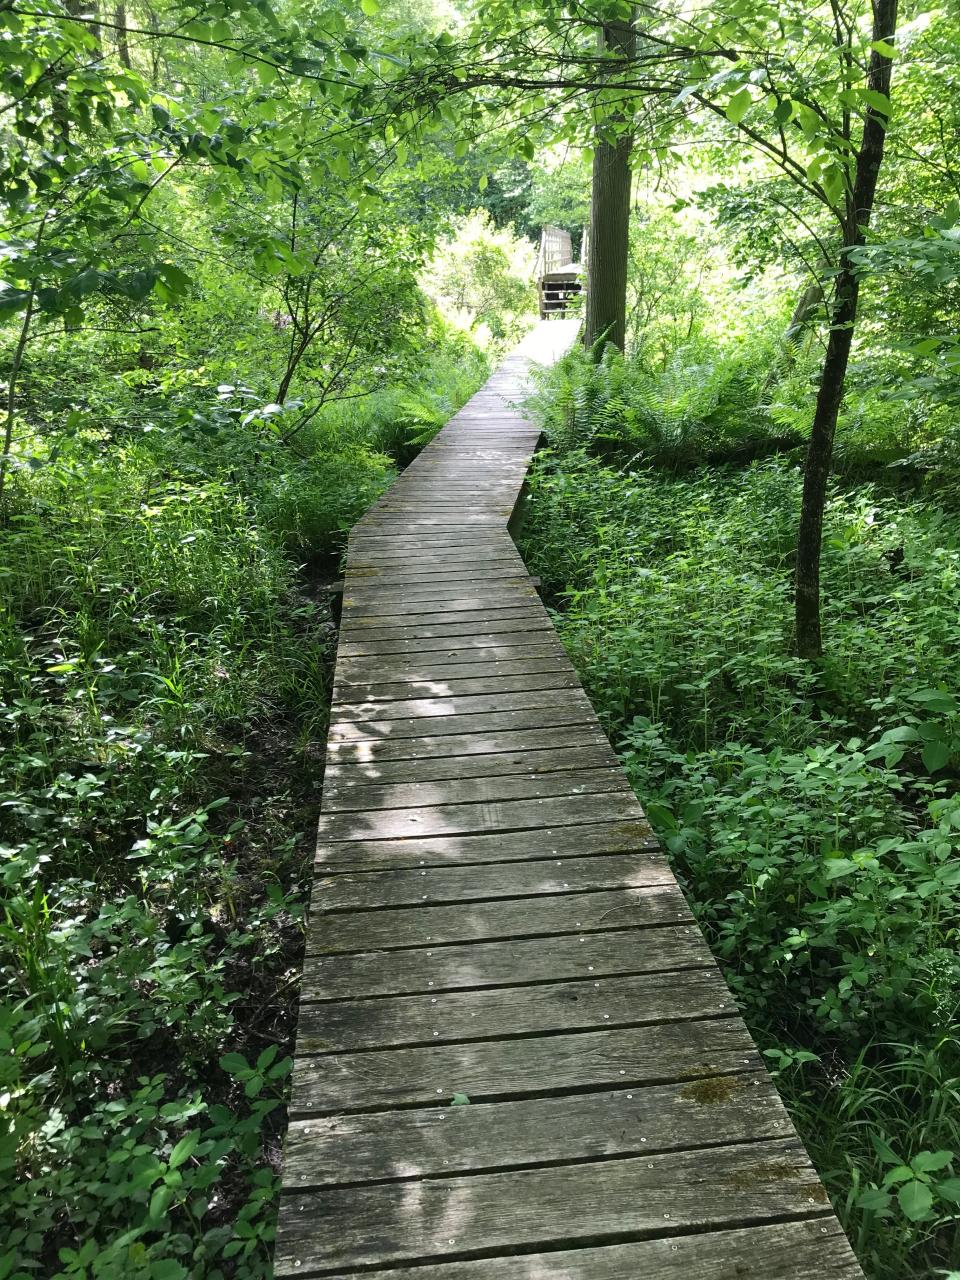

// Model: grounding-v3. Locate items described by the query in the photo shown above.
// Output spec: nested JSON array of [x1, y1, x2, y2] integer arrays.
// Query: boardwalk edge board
[[275, 320, 864, 1279]]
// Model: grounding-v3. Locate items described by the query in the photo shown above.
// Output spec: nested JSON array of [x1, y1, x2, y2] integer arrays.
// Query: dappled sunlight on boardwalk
[[273, 320, 863, 1279]]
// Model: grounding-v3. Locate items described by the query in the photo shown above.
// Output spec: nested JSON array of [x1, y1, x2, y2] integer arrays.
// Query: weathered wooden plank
[[315, 791, 644, 842], [346, 545, 523, 563], [275, 1138, 827, 1274], [333, 650, 572, 685], [348, 531, 510, 548], [342, 598, 542, 623], [280, 1222, 862, 1280], [343, 567, 531, 592], [340, 611, 552, 643], [329, 688, 595, 725], [327, 704, 601, 745], [346, 543, 524, 560], [296, 969, 731, 1054], [343, 586, 542, 611], [314, 819, 657, 872], [342, 581, 538, 607], [302, 924, 712, 999], [330, 668, 582, 703], [337, 628, 567, 658], [371, 489, 521, 499], [307, 885, 692, 954], [358, 502, 515, 515], [311, 852, 671, 912], [357, 510, 511, 523], [290, 1016, 762, 1115], [282, 1071, 786, 1187], [324, 723, 612, 764], [323, 743, 619, 789], [322, 764, 628, 811]]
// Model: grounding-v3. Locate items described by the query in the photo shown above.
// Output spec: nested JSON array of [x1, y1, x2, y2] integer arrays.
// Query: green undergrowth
[[0, 333, 488, 1277], [520, 447, 960, 1280], [531, 339, 956, 480]]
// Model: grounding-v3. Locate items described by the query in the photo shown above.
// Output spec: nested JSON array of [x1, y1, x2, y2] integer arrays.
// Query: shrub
[[532, 338, 793, 468]]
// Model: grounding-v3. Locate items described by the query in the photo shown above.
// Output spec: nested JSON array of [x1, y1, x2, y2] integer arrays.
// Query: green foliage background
[[3, 0, 960, 1276]]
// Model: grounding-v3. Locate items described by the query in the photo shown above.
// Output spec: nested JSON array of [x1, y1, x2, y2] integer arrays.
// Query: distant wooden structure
[[272, 320, 865, 1280], [536, 224, 585, 317]]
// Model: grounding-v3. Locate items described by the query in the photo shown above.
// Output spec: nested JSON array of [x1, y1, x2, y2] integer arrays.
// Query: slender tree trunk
[[0, 294, 37, 511], [115, 3, 132, 68], [584, 14, 636, 353], [794, 0, 898, 658]]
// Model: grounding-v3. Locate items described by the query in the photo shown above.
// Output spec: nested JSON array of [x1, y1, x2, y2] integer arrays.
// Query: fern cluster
[[534, 337, 788, 469]]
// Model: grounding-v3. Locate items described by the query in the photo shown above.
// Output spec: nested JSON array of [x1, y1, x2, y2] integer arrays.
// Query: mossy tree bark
[[794, 0, 898, 658]]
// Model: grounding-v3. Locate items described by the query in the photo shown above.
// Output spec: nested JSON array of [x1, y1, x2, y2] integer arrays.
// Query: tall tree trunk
[[584, 14, 636, 353], [115, 3, 132, 68], [794, 0, 898, 658]]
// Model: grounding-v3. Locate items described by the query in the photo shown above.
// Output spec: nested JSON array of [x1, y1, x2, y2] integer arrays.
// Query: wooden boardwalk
[[274, 322, 864, 1279]]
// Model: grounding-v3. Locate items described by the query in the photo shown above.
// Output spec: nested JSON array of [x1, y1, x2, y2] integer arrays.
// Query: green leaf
[[256, 1044, 279, 1072], [63, 268, 100, 299], [772, 99, 792, 125], [922, 741, 951, 773], [870, 1133, 900, 1166], [935, 1177, 960, 1203], [911, 1150, 953, 1174], [450, 1093, 471, 1106], [169, 1131, 199, 1169], [360, 0, 380, 13], [219, 1052, 249, 1075], [0, 285, 32, 316], [856, 1187, 891, 1212], [148, 1185, 173, 1223], [823, 858, 856, 880], [156, 263, 193, 296], [150, 1261, 187, 1280], [725, 88, 753, 125], [878, 725, 920, 744], [898, 1179, 934, 1221], [908, 688, 957, 713], [859, 88, 892, 115]]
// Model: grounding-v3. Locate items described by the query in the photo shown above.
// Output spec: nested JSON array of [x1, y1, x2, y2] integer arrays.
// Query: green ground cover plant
[[0, 298, 487, 1277], [522, 350, 960, 1280]]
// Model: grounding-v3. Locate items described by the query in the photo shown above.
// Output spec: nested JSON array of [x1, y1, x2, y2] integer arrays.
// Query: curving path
[[273, 320, 864, 1279]]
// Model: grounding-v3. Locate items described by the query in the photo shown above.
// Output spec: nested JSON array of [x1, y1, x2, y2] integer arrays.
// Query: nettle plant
[[4, 1061, 291, 1280], [858, 1135, 960, 1225], [869, 687, 960, 776]]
